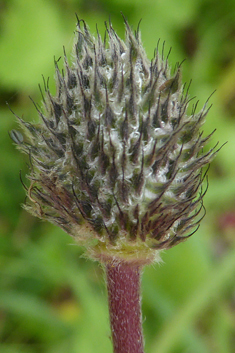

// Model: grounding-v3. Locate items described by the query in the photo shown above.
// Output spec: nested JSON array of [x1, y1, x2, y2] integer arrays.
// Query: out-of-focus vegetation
[[0, 0, 235, 352]]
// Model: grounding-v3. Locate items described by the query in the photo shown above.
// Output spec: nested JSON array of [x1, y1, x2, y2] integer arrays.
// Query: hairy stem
[[106, 260, 145, 353]]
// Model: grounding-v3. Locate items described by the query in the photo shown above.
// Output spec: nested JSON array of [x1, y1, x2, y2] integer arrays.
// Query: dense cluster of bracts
[[12, 17, 220, 252]]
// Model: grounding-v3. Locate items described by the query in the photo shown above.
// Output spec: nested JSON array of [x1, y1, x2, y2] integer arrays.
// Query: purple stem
[[106, 261, 144, 353]]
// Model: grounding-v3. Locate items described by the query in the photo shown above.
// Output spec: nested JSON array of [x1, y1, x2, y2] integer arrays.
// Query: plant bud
[[11, 17, 221, 264]]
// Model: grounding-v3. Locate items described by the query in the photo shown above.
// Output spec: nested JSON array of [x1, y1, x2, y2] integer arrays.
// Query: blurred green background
[[1, 0, 235, 352]]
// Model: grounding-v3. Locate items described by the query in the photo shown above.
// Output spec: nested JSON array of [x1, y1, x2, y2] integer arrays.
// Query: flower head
[[12, 17, 220, 264]]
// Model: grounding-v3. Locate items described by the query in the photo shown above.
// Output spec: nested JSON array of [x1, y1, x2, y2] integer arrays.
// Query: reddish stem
[[106, 261, 144, 353]]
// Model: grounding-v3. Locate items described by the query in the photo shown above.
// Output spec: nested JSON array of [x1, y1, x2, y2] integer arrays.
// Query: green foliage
[[1, 0, 235, 352]]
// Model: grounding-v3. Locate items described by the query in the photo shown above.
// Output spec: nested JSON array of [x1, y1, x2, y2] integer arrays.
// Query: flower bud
[[12, 17, 221, 264]]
